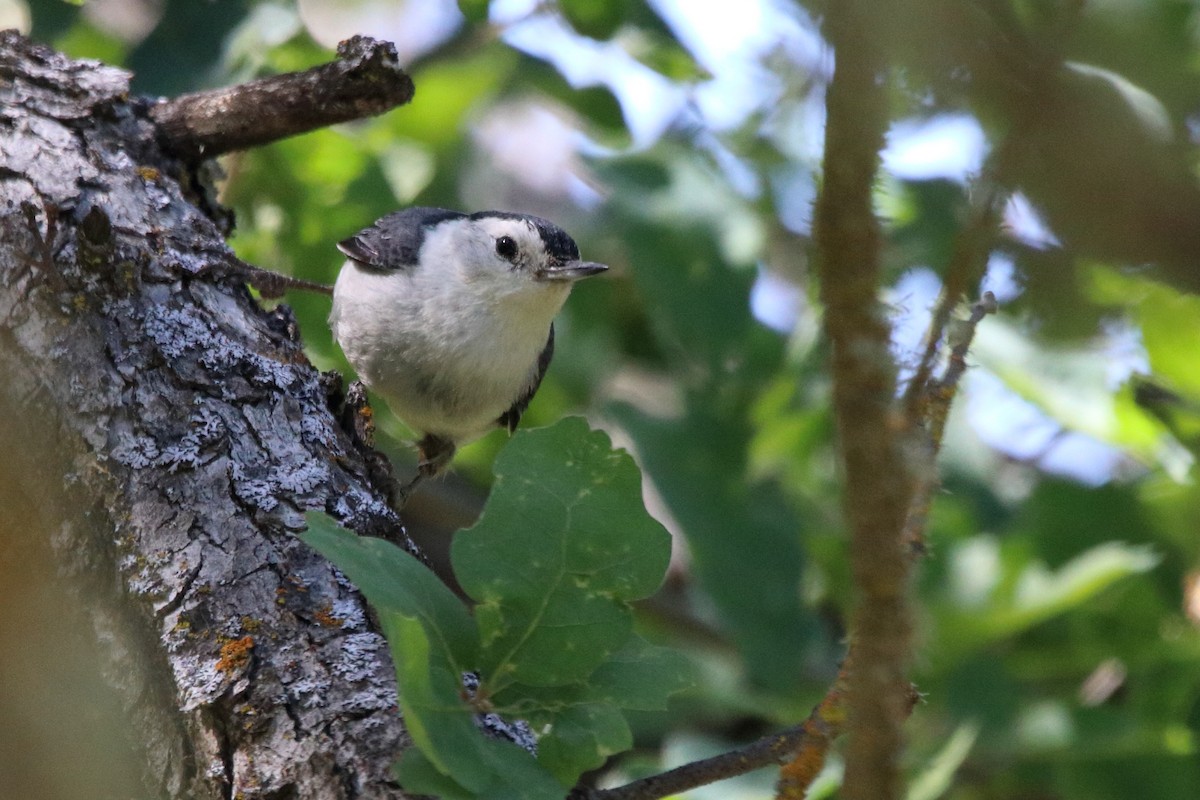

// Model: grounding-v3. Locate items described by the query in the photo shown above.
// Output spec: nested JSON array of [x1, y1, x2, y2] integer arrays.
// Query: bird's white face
[[419, 215, 604, 313], [468, 216, 562, 286]]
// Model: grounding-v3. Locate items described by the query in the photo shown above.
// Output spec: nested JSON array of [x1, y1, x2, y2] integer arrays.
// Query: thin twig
[[900, 177, 1007, 429], [774, 666, 850, 799], [898, 0, 1087, 554], [574, 726, 810, 800], [901, 293, 999, 553], [229, 256, 334, 298], [573, 655, 919, 800], [574, 669, 848, 800], [897, 167, 1008, 557], [897, 0, 1088, 429]]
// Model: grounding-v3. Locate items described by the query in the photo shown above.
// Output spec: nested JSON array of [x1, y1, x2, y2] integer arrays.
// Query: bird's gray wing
[[336, 207, 466, 271], [498, 324, 555, 434]]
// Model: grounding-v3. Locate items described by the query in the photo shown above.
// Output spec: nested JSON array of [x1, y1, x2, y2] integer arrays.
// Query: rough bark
[[0, 32, 415, 799]]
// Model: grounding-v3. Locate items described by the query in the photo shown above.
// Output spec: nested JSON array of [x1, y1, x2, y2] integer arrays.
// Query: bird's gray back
[[337, 207, 467, 271]]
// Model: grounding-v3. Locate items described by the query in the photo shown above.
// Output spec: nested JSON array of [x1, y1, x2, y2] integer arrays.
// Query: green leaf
[[304, 453, 689, 796], [618, 1, 709, 81], [889, 179, 969, 276], [560, 0, 630, 40], [452, 418, 671, 689], [522, 57, 628, 139], [586, 636, 696, 710], [1002, 543, 1159, 630], [395, 738, 567, 800], [490, 637, 693, 785], [394, 747, 476, 800], [537, 702, 631, 784], [379, 612, 490, 788], [302, 514, 490, 791], [473, 737, 571, 799], [302, 513, 477, 667], [396, 46, 519, 147], [1079, 268, 1200, 472], [937, 541, 1160, 662], [1064, 62, 1172, 143], [621, 26, 712, 82], [473, 591, 630, 688], [490, 638, 694, 737], [53, 21, 128, 66], [1090, 268, 1200, 397], [907, 721, 980, 800], [969, 315, 1189, 474], [971, 318, 1115, 442], [610, 396, 815, 691], [597, 149, 767, 372], [569, 86, 628, 135], [457, 0, 491, 25]]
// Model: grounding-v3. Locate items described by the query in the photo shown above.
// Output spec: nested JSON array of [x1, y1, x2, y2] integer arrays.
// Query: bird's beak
[[535, 261, 608, 282]]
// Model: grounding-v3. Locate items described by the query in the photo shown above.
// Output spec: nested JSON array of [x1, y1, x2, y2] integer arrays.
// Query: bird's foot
[[393, 435, 454, 508], [329, 378, 404, 509], [416, 434, 457, 477]]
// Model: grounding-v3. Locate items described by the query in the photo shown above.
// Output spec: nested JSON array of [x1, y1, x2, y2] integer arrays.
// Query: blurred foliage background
[[9, 0, 1200, 797]]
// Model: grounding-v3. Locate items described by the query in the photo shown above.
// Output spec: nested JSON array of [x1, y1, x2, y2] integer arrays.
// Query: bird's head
[[457, 211, 607, 301]]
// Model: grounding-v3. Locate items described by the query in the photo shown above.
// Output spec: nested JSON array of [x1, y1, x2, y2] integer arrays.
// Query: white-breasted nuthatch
[[329, 207, 607, 495]]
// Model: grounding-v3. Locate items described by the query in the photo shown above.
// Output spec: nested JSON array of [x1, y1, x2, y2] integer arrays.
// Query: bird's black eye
[[495, 235, 518, 261]]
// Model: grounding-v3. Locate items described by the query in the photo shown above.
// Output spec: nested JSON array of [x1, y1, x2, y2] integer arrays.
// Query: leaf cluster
[[303, 419, 692, 798]]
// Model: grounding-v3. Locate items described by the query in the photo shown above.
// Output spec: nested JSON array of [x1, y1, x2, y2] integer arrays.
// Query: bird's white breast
[[330, 258, 567, 443]]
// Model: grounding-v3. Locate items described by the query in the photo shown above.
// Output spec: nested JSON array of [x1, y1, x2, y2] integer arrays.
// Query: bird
[[329, 207, 607, 501]]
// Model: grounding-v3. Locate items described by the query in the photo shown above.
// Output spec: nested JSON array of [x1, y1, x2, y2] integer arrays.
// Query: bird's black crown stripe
[[470, 211, 580, 264], [338, 208, 583, 271]]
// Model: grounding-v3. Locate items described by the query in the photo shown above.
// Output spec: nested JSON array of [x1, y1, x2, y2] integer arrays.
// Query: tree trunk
[[0, 32, 415, 799]]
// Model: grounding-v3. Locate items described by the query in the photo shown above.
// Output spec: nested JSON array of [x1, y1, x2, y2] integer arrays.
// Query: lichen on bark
[[1, 31, 416, 799]]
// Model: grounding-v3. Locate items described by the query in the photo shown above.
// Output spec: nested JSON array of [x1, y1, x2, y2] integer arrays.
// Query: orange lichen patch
[[775, 665, 919, 799], [216, 635, 255, 673], [776, 739, 827, 799], [353, 403, 377, 447], [775, 682, 847, 799], [313, 603, 343, 628], [135, 165, 161, 182]]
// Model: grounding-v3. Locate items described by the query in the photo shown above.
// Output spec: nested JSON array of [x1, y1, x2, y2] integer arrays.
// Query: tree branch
[[149, 35, 414, 160], [572, 671, 845, 800], [574, 727, 813, 800], [813, 4, 915, 799], [1, 31, 412, 798], [569, 659, 916, 800], [900, 181, 1005, 428], [902, 293, 998, 555]]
